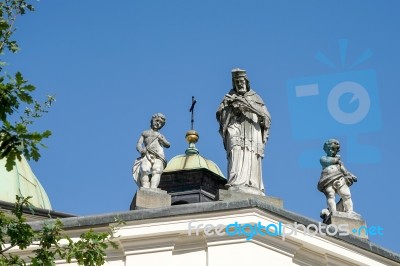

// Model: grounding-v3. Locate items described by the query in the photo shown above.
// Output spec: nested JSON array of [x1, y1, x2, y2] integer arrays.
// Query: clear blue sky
[[5, 1, 400, 253]]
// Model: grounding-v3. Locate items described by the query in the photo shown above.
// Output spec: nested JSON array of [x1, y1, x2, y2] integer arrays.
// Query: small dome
[[164, 129, 225, 178], [164, 153, 225, 178], [0, 156, 52, 210]]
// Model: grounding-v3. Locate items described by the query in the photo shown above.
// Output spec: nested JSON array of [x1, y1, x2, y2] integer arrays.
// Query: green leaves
[[0, 196, 118, 265], [0, 0, 53, 171], [30, 219, 63, 265], [1, 2, 112, 262], [63, 230, 109, 266], [0, 71, 54, 171], [0, 0, 35, 55], [0, 196, 35, 266], [0, 19, 9, 31]]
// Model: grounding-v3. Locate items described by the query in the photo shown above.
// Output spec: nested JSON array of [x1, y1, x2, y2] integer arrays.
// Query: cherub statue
[[133, 113, 170, 189], [318, 139, 357, 217]]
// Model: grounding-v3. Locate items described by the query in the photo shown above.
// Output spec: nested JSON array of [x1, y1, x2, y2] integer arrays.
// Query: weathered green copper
[[164, 152, 225, 178], [0, 155, 52, 210], [164, 131, 225, 178]]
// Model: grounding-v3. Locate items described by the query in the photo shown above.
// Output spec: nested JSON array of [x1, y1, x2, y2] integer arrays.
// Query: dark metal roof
[[0, 200, 75, 221]]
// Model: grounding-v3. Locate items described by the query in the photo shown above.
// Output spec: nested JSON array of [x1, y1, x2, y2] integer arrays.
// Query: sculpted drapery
[[133, 113, 170, 189], [216, 69, 271, 195]]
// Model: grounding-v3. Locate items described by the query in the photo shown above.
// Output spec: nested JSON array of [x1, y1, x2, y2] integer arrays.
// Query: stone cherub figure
[[133, 113, 170, 189], [318, 139, 358, 218], [216, 68, 271, 196]]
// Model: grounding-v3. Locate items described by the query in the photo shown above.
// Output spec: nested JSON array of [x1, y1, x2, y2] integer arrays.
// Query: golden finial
[[186, 129, 199, 144]]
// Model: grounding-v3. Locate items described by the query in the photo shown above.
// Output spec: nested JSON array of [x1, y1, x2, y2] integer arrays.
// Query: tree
[[0, 2, 118, 264], [0, 0, 54, 171], [0, 196, 118, 265]]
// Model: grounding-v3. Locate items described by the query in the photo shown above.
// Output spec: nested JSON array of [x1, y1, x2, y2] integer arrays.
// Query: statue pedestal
[[130, 188, 171, 210], [329, 211, 368, 239], [216, 189, 283, 208]]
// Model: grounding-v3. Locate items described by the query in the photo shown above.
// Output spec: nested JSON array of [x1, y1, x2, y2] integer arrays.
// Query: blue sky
[[5, 1, 400, 253]]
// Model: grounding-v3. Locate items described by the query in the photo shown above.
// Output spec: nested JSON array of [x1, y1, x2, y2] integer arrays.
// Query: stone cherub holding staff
[[133, 113, 170, 189]]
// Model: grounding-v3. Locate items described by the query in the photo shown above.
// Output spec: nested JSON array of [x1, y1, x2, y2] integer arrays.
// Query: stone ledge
[[329, 211, 368, 239], [216, 189, 283, 208], [130, 188, 171, 210]]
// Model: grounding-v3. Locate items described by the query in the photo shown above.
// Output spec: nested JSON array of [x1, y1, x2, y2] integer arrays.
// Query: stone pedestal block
[[330, 211, 368, 239], [216, 189, 283, 208], [130, 188, 171, 210]]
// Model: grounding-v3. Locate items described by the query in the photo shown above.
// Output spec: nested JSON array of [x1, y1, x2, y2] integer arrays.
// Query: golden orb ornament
[[185, 130, 199, 144]]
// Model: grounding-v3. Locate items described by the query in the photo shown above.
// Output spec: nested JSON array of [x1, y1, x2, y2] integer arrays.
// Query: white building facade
[[21, 199, 400, 266]]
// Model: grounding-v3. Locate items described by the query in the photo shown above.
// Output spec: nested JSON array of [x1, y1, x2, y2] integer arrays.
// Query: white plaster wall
[[208, 241, 294, 266], [125, 249, 207, 266]]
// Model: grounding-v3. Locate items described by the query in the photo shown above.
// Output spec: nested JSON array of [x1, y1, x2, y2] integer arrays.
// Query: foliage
[[0, 2, 119, 264], [0, 0, 54, 171], [0, 196, 118, 265]]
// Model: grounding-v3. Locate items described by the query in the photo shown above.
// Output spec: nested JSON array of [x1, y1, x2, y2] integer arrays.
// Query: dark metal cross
[[189, 96, 197, 130]]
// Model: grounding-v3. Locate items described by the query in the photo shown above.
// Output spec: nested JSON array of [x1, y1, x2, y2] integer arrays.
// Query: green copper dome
[[163, 153, 225, 177], [0, 156, 52, 210], [163, 130, 225, 178]]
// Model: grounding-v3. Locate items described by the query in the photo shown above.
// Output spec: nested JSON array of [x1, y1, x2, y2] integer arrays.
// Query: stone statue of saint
[[318, 139, 357, 215], [216, 68, 271, 196], [133, 113, 170, 189]]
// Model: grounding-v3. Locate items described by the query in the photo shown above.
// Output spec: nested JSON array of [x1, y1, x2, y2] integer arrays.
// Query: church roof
[[164, 152, 225, 178], [0, 155, 52, 210], [163, 130, 225, 178], [28, 198, 400, 264]]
